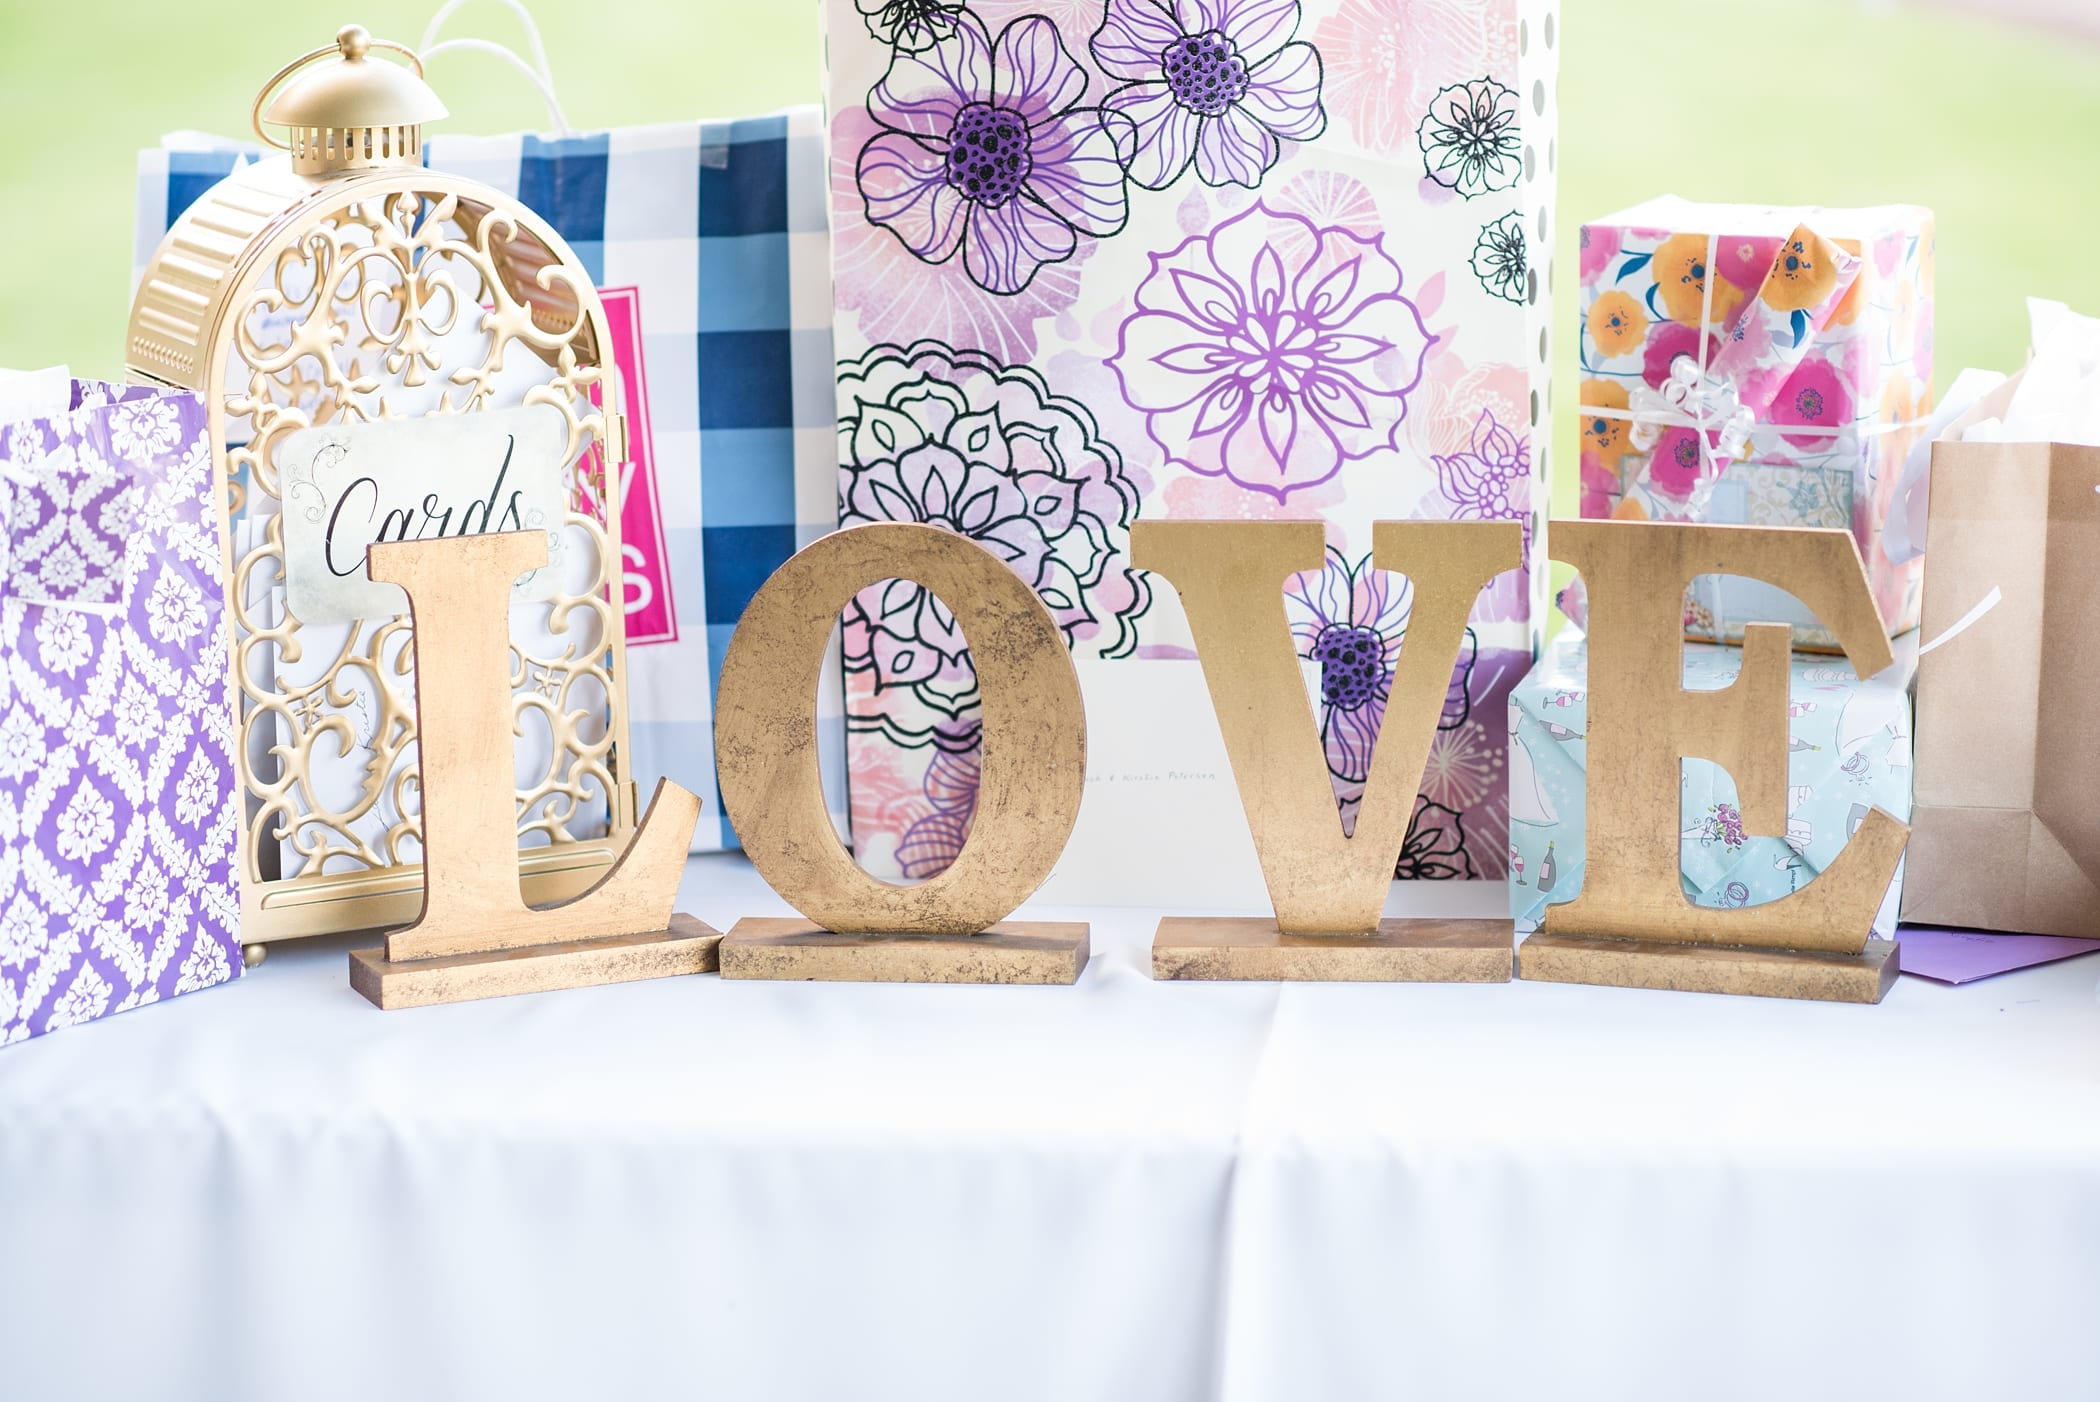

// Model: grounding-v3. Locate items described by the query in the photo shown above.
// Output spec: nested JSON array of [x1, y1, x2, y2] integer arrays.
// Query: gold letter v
[[1134, 520, 1520, 934]]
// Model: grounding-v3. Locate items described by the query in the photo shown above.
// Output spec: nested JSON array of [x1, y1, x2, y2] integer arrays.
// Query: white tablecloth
[[3, 854, 2098, 1401]]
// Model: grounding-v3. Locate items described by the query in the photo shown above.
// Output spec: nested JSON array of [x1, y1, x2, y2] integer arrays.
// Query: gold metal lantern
[[128, 24, 638, 962]]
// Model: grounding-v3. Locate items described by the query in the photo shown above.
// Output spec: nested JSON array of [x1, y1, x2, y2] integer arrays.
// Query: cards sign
[[278, 405, 570, 624]]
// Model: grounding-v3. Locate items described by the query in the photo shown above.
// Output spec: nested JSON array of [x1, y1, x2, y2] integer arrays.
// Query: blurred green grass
[[3, 0, 2096, 523]]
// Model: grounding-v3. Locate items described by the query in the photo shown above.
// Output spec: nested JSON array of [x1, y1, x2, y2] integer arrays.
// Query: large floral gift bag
[[0, 379, 242, 1046], [826, 0, 1560, 896], [1571, 198, 1935, 650]]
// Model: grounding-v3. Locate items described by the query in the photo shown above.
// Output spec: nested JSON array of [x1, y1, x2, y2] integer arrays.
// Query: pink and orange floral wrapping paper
[[1573, 198, 1935, 650], [826, 0, 1560, 891]]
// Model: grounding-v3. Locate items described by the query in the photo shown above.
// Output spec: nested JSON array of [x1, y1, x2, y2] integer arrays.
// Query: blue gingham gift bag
[[426, 112, 845, 853], [133, 33, 845, 855]]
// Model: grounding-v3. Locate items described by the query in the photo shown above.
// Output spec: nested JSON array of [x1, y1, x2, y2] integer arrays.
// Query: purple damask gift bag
[[0, 379, 241, 1046]]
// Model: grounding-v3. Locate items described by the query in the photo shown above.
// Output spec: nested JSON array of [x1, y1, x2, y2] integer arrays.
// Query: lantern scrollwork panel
[[126, 26, 638, 945]]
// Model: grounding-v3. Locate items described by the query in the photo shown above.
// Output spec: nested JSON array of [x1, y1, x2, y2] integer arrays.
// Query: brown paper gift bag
[[1905, 373, 2100, 936]]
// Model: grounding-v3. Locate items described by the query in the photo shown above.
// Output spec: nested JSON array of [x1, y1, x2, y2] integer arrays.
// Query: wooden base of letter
[[349, 913, 722, 1010], [720, 918, 1090, 985], [1517, 932, 1898, 1004], [1152, 916, 1513, 983]]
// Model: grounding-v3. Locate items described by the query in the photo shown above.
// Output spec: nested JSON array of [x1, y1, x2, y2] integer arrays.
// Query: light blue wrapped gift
[[1509, 630, 1916, 938]]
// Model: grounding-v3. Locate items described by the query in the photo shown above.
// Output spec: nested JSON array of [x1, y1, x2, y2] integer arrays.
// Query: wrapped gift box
[[1574, 198, 1934, 649], [0, 380, 242, 1045], [825, 0, 1559, 897], [1508, 629, 1915, 939]]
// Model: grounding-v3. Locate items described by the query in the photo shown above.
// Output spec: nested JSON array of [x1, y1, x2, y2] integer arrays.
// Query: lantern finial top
[[253, 23, 446, 177]]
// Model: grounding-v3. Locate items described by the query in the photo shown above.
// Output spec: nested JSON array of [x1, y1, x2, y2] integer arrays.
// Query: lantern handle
[[251, 26, 429, 151]]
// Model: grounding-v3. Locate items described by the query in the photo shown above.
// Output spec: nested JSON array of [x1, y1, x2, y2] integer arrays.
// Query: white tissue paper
[[0, 366, 73, 424], [1884, 298, 2099, 565], [1967, 298, 2100, 445]]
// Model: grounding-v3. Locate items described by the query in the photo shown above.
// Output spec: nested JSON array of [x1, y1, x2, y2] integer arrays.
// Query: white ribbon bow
[[1621, 232, 1753, 514], [1628, 352, 1757, 459], [1626, 353, 1756, 514]]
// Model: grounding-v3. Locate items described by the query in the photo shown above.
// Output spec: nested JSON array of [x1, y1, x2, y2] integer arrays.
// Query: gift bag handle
[[419, 0, 574, 137]]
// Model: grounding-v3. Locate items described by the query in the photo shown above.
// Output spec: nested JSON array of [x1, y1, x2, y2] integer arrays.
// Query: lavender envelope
[[0, 381, 241, 1046], [1896, 927, 2100, 985]]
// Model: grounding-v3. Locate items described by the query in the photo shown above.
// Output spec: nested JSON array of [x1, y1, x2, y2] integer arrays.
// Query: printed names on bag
[[599, 286, 678, 647]]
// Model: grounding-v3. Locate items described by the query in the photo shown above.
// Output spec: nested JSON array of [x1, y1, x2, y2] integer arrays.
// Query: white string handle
[[1916, 585, 2003, 657], [420, 0, 574, 137], [422, 0, 557, 85]]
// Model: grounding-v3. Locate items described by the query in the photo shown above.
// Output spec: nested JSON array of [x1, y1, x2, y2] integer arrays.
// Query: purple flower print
[[857, 12, 1133, 295], [1109, 201, 1433, 501], [1470, 209, 1527, 304], [1284, 546, 1499, 879], [1090, 0, 1326, 190], [1694, 803, 1747, 850], [1285, 546, 1411, 835], [1417, 78, 1522, 198], [1395, 798, 1478, 880], [857, 0, 963, 52], [831, 106, 1088, 366], [1433, 408, 1533, 556], [895, 748, 980, 878], [1435, 645, 1524, 875], [837, 340, 1150, 749]]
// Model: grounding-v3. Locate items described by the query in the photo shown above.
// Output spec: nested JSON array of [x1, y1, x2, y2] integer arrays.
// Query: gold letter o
[[715, 522, 1086, 935]]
